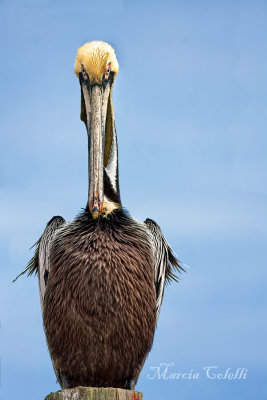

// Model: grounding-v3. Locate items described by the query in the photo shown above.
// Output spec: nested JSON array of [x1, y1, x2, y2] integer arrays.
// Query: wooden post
[[45, 387, 143, 400]]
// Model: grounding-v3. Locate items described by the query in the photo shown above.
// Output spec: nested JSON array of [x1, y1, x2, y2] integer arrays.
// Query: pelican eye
[[81, 66, 88, 79], [104, 64, 111, 80]]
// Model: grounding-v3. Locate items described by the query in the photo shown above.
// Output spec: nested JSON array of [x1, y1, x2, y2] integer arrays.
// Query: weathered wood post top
[[45, 387, 143, 400]]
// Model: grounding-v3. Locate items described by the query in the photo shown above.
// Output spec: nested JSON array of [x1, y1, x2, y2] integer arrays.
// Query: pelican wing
[[144, 218, 184, 319], [37, 216, 66, 311], [15, 216, 66, 313]]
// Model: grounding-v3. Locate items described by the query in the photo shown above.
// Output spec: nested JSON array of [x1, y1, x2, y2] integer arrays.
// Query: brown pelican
[[16, 41, 183, 390]]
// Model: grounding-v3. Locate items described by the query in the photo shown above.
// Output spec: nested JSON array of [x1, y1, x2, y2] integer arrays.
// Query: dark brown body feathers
[[43, 210, 156, 388]]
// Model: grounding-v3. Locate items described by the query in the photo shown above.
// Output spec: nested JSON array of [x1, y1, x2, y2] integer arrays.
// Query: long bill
[[81, 82, 111, 219]]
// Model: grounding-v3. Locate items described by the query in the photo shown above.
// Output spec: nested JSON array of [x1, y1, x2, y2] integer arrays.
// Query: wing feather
[[14, 216, 65, 312], [37, 216, 66, 312], [144, 218, 184, 319]]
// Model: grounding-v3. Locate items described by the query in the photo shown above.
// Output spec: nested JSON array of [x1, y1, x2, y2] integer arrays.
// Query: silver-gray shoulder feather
[[37, 216, 66, 312], [144, 218, 184, 319], [14, 216, 65, 313]]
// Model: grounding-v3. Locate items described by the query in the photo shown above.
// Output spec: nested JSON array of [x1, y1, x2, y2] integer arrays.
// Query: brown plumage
[[15, 41, 183, 390], [44, 210, 156, 388]]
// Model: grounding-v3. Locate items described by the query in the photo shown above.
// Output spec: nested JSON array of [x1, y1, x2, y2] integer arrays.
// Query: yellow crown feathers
[[74, 41, 119, 84]]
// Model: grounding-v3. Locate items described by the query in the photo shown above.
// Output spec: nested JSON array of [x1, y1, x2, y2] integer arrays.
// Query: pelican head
[[75, 41, 120, 219]]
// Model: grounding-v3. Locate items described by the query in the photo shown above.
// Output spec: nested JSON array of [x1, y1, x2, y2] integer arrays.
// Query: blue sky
[[1, 0, 267, 399]]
